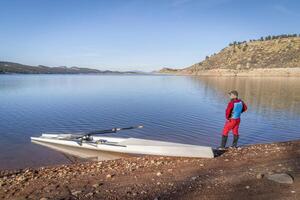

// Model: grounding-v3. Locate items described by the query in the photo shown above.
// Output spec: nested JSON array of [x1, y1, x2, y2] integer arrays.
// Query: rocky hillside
[[161, 35, 300, 76]]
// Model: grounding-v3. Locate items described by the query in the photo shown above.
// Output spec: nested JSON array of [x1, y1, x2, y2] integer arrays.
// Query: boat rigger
[[30, 126, 214, 158]]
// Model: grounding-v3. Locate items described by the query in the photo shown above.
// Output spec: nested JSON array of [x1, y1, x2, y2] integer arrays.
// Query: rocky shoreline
[[1, 140, 299, 200], [159, 67, 300, 77]]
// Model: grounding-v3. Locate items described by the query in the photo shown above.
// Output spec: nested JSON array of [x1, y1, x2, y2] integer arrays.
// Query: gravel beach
[[0, 140, 299, 200]]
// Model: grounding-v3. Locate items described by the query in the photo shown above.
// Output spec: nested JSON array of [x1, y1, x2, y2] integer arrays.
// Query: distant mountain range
[[0, 61, 140, 74]]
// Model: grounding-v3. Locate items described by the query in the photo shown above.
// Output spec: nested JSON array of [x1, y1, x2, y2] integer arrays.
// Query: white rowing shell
[[31, 134, 214, 158]]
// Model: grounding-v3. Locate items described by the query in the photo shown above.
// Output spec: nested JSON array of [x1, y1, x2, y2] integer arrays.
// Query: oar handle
[[115, 125, 143, 131], [88, 129, 116, 135]]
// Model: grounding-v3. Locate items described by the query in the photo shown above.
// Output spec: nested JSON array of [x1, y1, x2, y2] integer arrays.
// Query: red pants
[[223, 118, 240, 136]]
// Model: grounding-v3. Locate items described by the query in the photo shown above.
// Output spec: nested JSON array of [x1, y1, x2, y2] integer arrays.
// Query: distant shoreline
[[0, 72, 146, 75], [160, 67, 300, 77], [0, 61, 145, 75]]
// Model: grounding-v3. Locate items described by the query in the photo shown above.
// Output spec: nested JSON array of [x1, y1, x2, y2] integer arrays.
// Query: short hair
[[229, 90, 238, 97]]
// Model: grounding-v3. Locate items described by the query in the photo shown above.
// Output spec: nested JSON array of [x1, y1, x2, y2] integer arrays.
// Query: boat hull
[[31, 134, 214, 158]]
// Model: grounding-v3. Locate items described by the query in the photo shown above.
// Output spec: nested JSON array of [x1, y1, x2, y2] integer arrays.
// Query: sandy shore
[[0, 140, 299, 200]]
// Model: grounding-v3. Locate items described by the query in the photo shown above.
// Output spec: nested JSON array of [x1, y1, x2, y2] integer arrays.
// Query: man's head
[[228, 90, 238, 100]]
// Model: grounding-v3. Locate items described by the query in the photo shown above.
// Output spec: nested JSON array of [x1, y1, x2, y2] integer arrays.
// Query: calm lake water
[[1, 75, 300, 170]]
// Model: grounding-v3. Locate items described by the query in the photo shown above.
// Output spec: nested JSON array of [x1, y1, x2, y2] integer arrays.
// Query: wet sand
[[0, 140, 299, 200]]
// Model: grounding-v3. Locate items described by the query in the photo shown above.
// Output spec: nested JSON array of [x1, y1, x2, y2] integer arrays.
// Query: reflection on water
[[0, 75, 299, 170], [190, 77, 300, 117]]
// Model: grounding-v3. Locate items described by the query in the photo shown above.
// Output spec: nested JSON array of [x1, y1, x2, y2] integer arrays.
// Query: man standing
[[219, 90, 247, 150]]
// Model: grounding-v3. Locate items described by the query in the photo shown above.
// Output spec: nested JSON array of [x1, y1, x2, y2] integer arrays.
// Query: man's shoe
[[231, 135, 239, 148], [218, 135, 228, 150]]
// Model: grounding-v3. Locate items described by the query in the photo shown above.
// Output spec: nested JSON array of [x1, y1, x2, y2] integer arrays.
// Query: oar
[[76, 125, 144, 139]]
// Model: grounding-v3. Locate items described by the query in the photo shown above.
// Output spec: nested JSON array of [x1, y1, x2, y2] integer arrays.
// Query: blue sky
[[0, 0, 300, 71]]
